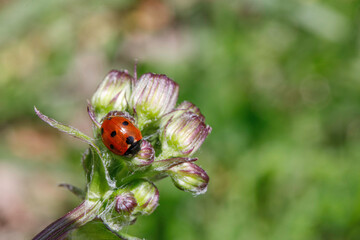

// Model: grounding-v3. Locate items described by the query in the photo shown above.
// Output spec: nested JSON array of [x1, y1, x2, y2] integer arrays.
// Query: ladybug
[[101, 114, 142, 156]]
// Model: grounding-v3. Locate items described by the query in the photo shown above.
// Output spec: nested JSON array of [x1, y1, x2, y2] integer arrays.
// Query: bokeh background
[[1, 0, 360, 239]]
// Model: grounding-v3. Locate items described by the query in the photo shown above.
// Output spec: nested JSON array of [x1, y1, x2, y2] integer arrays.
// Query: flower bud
[[167, 162, 209, 195], [176, 101, 205, 121], [115, 192, 138, 215], [101, 191, 137, 231], [131, 140, 154, 167], [160, 111, 211, 158], [130, 73, 179, 129], [91, 70, 132, 121], [125, 179, 159, 215]]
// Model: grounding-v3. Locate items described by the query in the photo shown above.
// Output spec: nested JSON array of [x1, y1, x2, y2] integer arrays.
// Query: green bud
[[160, 110, 211, 158], [130, 73, 179, 129], [167, 162, 209, 195], [125, 179, 159, 215], [91, 70, 133, 121], [101, 191, 137, 231]]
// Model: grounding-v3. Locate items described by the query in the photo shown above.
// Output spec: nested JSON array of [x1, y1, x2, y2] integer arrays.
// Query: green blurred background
[[1, 0, 360, 239]]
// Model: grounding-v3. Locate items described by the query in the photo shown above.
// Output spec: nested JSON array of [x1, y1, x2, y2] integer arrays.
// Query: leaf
[[87, 101, 101, 128], [85, 148, 112, 199], [34, 107, 95, 147], [35, 107, 114, 196], [58, 183, 85, 200]]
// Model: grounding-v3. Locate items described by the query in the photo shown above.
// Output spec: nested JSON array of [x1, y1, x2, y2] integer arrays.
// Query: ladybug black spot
[[122, 121, 129, 126], [111, 131, 116, 137], [101, 128, 104, 135], [110, 144, 114, 149], [126, 136, 134, 144]]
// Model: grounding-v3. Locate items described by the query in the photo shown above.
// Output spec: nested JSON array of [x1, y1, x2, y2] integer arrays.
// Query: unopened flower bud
[[115, 192, 138, 215], [101, 191, 137, 231], [91, 70, 132, 121], [167, 162, 209, 195], [131, 140, 154, 167], [130, 73, 179, 129], [125, 179, 159, 215], [176, 101, 205, 121], [160, 111, 211, 158]]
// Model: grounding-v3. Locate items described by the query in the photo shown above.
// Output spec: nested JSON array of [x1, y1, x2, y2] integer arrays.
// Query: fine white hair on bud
[[91, 70, 133, 121], [115, 192, 138, 214], [160, 111, 212, 158], [130, 73, 179, 129], [125, 179, 160, 215], [167, 162, 209, 195]]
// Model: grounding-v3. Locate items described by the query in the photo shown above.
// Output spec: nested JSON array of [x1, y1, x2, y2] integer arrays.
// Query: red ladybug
[[101, 114, 142, 156]]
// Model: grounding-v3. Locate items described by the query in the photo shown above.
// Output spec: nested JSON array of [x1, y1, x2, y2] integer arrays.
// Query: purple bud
[[130, 73, 179, 129], [167, 162, 209, 195], [115, 192, 138, 214], [131, 140, 155, 167]]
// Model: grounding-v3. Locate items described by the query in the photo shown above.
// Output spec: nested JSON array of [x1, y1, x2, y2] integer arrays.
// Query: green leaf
[[34, 107, 97, 149], [58, 183, 85, 200], [35, 107, 114, 198], [85, 148, 111, 199]]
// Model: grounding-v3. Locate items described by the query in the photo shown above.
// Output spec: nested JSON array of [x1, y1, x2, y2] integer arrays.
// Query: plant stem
[[32, 201, 99, 240]]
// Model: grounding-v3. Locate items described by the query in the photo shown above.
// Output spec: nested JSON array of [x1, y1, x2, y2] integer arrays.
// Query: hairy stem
[[32, 201, 99, 240]]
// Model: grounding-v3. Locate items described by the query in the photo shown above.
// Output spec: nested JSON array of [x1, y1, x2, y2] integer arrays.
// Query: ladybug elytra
[[101, 114, 142, 156]]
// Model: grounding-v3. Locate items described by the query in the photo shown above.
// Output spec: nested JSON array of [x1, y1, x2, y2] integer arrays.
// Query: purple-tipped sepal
[[167, 162, 209, 195], [91, 70, 133, 121], [175, 101, 205, 121], [130, 73, 179, 129]]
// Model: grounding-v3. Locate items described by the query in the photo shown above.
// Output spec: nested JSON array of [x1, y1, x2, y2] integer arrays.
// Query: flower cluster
[[33, 68, 211, 240]]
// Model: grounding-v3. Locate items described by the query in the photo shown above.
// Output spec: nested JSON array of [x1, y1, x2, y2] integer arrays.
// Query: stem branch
[[32, 201, 99, 240]]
